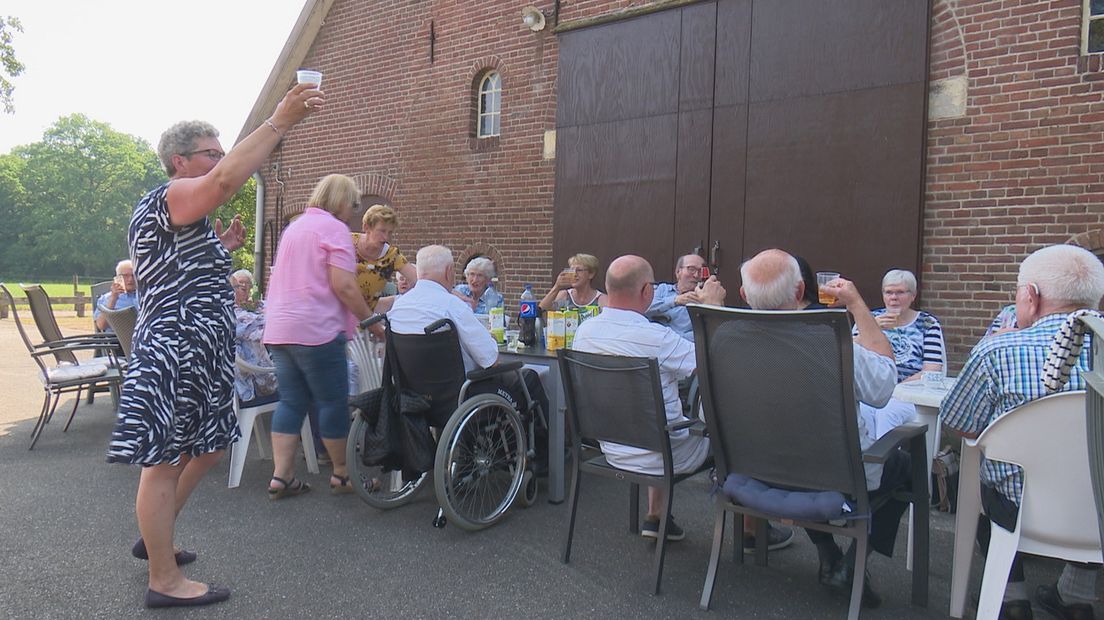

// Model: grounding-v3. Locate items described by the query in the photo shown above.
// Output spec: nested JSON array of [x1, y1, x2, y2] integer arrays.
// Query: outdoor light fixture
[[522, 6, 546, 31]]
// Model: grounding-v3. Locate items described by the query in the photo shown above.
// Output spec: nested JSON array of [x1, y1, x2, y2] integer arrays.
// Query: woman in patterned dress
[[351, 204, 417, 317], [106, 83, 321, 608]]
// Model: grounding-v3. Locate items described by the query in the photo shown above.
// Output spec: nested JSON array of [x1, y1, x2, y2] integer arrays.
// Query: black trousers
[[977, 484, 1101, 584], [806, 448, 912, 558]]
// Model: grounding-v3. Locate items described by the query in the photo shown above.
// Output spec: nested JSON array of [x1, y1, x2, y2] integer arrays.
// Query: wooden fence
[[0, 292, 89, 319]]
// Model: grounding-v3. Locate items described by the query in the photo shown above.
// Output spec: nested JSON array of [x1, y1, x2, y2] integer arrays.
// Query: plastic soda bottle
[[519, 284, 538, 347]]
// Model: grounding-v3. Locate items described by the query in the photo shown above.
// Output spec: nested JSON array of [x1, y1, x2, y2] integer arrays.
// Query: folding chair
[[1, 284, 123, 449]]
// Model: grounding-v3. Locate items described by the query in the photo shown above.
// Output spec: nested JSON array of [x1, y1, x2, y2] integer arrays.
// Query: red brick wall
[[925, 0, 1104, 368], [260, 0, 1104, 370]]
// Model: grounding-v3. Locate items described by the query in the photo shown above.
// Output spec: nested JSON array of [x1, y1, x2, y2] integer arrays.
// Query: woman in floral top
[[351, 204, 417, 314]]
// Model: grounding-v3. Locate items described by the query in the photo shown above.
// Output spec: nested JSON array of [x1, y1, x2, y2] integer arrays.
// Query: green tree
[[12, 114, 164, 277], [0, 16, 24, 114], [0, 152, 28, 270], [214, 177, 258, 273]]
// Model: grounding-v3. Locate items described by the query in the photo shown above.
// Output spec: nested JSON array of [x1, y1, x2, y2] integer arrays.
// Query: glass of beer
[[816, 272, 840, 305]]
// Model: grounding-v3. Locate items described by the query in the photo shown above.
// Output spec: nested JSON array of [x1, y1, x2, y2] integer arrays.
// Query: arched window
[[477, 72, 501, 138]]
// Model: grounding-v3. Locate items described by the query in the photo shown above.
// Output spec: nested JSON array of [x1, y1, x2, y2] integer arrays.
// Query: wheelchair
[[346, 315, 545, 531]]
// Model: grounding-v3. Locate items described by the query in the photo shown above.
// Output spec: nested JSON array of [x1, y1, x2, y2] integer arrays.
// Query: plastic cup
[[491, 326, 505, 345], [296, 69, 323, 87], [923, 371, 945, 388], [817, 271, 840, 305], [506, 329, 520, 352]]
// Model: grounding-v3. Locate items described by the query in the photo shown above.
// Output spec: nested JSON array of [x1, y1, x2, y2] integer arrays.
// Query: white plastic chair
[[227, 357, 319, 488], [948, 390, 1101, 618], [346, 331, 384, 394]]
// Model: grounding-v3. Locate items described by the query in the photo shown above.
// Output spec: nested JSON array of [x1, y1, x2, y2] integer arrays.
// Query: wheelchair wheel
[[346, 411, 428, 509], [434, 393, 527, 531], [515, 470, 538, 508]]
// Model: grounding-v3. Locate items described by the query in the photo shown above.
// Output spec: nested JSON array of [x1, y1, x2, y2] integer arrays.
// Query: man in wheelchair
[[388, 244, 549, 433], [351, 245, 549, 529]]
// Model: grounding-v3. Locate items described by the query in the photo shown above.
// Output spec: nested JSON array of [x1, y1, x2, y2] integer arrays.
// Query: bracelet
[[263, 119, 283, 138]]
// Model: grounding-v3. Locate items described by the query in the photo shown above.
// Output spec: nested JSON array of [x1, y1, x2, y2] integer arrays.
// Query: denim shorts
[[269, 334, 349, 439]]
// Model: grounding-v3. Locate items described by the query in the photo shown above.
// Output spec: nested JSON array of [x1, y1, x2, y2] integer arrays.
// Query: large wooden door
[[554, 0, 930, 299]]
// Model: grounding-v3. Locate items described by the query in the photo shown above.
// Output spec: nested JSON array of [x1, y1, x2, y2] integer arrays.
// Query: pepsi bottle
[[519, 284, 538, 347]]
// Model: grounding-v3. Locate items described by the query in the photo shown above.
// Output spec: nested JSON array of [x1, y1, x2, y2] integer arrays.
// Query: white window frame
[[1082, 0, 1104, 55], [477, 72, 501, 138]]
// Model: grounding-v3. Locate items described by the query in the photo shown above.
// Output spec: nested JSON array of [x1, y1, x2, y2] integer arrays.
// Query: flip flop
[[131, 537, 198, 565], [145, 584, 231, 608], [268, 476, 311, 500]]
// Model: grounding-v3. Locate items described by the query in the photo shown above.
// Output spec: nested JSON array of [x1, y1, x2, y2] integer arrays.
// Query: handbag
[[931, 448, 959, 513], [357, 354, 404, 470]]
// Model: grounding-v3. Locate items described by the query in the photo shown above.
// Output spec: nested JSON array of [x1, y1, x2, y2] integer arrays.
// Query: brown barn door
[[721, 0, 930, 301], [554, 4, 719, 287], [555, 0, 929, 299]]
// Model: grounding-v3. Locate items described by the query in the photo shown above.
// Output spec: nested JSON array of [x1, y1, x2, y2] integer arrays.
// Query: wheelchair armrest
[[668, 418, 705, 435], [424, 318, 457, 334], [862, 421, 926, 464], [466, 361, 524, 382], [360, 314, 387, 330]]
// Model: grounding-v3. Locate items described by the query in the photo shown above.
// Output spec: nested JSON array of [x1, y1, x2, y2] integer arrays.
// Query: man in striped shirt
[[941, 244, 1104, 620]]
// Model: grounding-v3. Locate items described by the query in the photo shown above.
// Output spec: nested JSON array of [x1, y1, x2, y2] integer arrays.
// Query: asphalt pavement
[[0, 392, 1097, 619]]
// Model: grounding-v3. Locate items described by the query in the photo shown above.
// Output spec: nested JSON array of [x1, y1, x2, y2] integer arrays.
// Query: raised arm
[[165, 84, 322, 227]]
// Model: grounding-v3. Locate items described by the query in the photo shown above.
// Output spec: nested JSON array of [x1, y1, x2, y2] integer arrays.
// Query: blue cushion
[[722, 473, 850, 522]]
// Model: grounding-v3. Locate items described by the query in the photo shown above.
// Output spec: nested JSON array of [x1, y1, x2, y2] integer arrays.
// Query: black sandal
[[268, 476, 310, 500], [330, 474, 354, 495]]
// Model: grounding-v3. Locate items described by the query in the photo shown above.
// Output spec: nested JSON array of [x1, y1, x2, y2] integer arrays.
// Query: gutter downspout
[[253, 172, 266, 292]]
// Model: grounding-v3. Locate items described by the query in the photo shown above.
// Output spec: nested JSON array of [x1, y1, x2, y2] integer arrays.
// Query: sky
[[0, 1, 306, 154]]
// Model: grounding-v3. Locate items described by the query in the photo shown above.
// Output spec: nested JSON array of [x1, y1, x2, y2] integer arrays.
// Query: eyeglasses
[[184, 149, 225, 161], [882, 289, 913, 297], [232, 284, 252, 291], [680, 265, 703, 274]]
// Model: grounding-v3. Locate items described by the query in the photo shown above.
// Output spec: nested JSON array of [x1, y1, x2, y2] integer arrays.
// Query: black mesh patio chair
[[1082, 315, 1104, 553], [2, 284, 123, 449], [98, 304, 137, 361], [557, 348, 708, 595], [19, 284, 119, 365], [688, 305, 929, 619]]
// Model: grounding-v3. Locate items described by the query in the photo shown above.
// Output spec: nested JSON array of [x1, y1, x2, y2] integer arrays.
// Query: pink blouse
[[263, 207, 358, 346]]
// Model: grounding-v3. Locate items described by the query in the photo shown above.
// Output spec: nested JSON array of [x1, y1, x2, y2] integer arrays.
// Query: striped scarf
[[1042, 309, 1103, 393]]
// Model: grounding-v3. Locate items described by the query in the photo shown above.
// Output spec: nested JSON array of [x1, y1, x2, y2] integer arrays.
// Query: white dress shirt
[[387, 279, 498, 372]]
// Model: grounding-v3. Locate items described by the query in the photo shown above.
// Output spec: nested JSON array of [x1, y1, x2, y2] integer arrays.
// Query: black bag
[[930, 448, 959, 513], [397, 390, 434, 473]]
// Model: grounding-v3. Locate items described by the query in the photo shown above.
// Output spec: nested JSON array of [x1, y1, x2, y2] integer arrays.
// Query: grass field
[[1, 280, 97, 311]]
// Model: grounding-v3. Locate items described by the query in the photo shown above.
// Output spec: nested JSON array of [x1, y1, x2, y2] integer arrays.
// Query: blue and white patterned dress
[[107, 183, 240, 465]]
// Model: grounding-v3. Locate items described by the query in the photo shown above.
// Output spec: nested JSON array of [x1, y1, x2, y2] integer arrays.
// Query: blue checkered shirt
[[940, 313, 1089, 505]]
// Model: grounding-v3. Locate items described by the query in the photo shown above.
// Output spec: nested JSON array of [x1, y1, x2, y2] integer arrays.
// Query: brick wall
[[926, 0, 1104, 368], [259, 0, 1104, 369]]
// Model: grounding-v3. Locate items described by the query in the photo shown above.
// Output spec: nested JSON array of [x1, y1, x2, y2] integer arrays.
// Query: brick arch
[[456, 243, 507, 291], [1068, 228, 1104, 258], [930, 0, 968, 82], [349, 172, 399, 202]]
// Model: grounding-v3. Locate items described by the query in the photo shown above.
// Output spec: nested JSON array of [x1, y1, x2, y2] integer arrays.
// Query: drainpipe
[[253, 172, 266, 291]]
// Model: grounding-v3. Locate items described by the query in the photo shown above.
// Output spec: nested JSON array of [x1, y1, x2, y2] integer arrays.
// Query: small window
[[1084, 0, 1104, 54], [477, 72, 501, 138]]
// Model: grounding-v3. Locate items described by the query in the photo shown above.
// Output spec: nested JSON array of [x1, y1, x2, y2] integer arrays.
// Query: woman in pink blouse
[[263, 174, 372, 499]]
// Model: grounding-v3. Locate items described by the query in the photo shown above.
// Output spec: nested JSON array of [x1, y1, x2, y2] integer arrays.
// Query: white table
[[892, 377, 957, 571]]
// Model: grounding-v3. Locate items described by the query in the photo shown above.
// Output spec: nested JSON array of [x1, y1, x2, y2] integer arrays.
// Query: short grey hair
[[416, 245, 454, 279], [1019, 244, 1104, 308], [231, 269, 254, 285], [464, 257, 496, 279], [115, 259, 133, 275], [740, 252, 803, 310], [882, 269, 917, 294], [157, 120, 218, 177]]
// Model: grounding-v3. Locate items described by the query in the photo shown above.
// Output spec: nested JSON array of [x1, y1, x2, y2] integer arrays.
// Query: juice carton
[[564, 309, 579, 349], [546, 310, 566, 351]]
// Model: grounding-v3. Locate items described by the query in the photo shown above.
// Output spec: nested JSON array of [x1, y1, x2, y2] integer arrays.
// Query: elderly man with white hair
[[942, 244, 1104, 620], [387, 245, 549, 462], [738, 249, 904, 609], [94, 259, 139, 331]]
